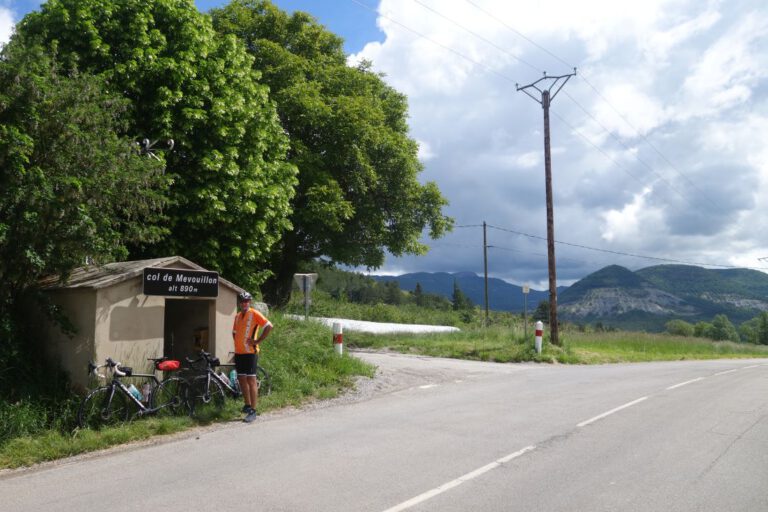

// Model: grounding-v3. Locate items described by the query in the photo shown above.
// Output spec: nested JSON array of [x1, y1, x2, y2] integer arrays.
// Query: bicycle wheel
[[78, 386, 131, 429], [187, 374, 226, 420], [151, 377, 188, 417], [256, 366, 271, 397]]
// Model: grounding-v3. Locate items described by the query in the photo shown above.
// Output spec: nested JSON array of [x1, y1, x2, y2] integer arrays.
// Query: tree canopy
[[210, 0, 452, 305], [15, 0, 297, 291], [0, 42, 168, 300], [0, 42, 170, 383]]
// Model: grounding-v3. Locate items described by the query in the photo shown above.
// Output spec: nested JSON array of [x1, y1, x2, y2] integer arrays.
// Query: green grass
[[0, 312, 374, 469], [0, 416, 194, 469], [347, 325, 768, 365], [565, 331, 768, 363]]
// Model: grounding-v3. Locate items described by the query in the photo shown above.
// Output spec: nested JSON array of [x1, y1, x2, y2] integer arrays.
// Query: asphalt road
[[2, 352, 767, 512]]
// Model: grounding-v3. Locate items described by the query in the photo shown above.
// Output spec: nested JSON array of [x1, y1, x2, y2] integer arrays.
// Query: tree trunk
[[260, 269, 295, 309]]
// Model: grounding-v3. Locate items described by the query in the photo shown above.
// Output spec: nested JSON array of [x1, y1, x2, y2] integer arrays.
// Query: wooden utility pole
[[516, 69, 576, 346], [483, 221, 489, 326]]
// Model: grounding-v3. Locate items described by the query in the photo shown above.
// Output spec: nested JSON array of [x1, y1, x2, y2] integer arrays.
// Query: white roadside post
[[535, 321, 544, 354], [332, 322, 343, 355]]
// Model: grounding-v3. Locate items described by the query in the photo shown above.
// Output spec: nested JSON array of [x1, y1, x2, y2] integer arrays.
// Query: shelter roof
[[38, 256, 244, 293]]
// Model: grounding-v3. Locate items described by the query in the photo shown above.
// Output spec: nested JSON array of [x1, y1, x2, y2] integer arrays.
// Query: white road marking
[[666, 377, 705, 390], [741, 364, 761, 370], [714, 369, 739, 376], [419, 384, 438, 389], [381, 446, 536, 512], [577, 397, 648, 428]]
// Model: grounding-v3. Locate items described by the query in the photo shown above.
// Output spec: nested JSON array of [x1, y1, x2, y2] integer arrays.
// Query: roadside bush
[[666, 319, 695, 337]]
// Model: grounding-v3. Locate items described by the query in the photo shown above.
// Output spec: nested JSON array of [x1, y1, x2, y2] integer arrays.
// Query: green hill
[[560, 264, 768, 331]]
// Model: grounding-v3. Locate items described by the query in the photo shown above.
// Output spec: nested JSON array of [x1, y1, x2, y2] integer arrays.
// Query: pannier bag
[[156, 360, 181, 371]]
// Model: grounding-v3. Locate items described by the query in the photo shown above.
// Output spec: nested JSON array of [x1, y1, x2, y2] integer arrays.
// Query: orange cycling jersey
[[233, 307, 270, 354]]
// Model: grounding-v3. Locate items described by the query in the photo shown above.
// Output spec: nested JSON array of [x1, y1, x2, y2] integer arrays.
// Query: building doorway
[[163, 299, 213, 360]]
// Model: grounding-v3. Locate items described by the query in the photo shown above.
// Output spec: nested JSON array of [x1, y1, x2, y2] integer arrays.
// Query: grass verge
[[346, 326, 768, 364]]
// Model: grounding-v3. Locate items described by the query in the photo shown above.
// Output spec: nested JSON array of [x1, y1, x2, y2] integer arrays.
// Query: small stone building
[[39, 256, 266, 390]]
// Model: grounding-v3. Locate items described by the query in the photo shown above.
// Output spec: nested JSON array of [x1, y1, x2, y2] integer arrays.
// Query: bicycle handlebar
[[186, 349, 215, 365], [88, 358, 126, 379]]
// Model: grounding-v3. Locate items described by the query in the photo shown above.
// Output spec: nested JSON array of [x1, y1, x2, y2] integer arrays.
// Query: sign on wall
[[143, 268, 219, 298]]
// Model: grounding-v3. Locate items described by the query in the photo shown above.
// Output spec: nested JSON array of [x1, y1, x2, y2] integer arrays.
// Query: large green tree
[[211, 0, 452, 306], [0, 43, 168, 300], [15, 0, 297, 290], [0, 43, 168, 382]]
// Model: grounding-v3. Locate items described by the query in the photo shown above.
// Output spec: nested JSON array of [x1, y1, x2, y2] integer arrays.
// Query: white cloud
[[515, 151, 539, 169], [600, 187, 659, 242], [0, 7, 14, 47], [642, 9, 721, 66], [592, 84, 669, 138], [678, 12, 768, 119], [349, 0, 768, 284], [416, 139, 436, 161]]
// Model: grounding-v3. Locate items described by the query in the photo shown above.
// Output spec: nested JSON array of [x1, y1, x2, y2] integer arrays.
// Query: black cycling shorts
[[234, 353, 258, 377]]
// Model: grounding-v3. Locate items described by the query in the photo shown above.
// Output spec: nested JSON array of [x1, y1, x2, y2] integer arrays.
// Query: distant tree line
[[300, 262, 474, 311], [665, 312, 768, 344]]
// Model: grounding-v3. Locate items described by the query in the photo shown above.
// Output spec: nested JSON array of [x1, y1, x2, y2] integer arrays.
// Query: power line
[[348, 0, 729, 257], [348, 0, 520, 85], [460, 0, 718, 208], [448, 223, 768, 270], [549, 110, 658, 188], [556, 95, 698, 207], [485, 223, 768, 271], [402, 0, 706, 208], [435, 237, 606, 266], [410, 0, 542, 74]]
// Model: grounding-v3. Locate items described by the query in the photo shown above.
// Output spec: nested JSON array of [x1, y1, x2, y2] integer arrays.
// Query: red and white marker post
[[332, 322, 343, 355], [534, 321, 544, 354]]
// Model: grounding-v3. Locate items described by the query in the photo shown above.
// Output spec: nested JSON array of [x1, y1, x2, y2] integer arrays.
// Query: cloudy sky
[[5, 1, 768, 290]]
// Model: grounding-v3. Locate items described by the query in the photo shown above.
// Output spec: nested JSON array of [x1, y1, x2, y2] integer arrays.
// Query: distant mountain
[[559, 264, 768, 331], [371, 265, 768, 332], [371, 272, 559, 312]]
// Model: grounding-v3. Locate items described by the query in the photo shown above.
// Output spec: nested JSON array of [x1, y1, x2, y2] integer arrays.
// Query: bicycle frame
[[92, 361, 177, 417], [211, 368, 240, 397], [186, 351, 240, 397]]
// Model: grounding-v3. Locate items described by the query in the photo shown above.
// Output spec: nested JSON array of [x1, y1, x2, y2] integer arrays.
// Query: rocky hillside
[[559, 264, 768, 331]]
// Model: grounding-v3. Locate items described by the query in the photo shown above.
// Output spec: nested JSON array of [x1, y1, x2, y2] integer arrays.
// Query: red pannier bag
[[156, 359, 181, 371]]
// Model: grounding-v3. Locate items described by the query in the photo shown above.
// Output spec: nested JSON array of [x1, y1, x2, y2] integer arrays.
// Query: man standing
[[232, 291, 273, 422]]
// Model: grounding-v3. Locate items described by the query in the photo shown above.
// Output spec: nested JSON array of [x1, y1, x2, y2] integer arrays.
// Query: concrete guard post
[[534, 321, 543, 354], [332, 322, 343, 355]]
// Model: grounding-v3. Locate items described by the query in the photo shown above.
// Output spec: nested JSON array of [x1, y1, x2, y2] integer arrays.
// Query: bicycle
[[183, 350, 271, 418], [78, 357, 185, 429]]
